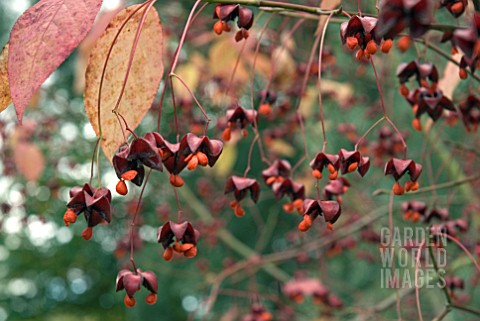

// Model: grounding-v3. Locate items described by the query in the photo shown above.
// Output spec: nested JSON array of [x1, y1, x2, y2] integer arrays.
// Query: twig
[[414, 38, 480, 82], [432, 306, 451, 321], [373, 173, 480, 196], [451, 304, 480, 318], [197, 0, 342, 16], [428, 244, 452, 305], [177, 183, 290, 282]]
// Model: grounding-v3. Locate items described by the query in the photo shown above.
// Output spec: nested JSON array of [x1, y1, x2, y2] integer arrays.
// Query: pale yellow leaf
[[244, 52, 271, 78], [84, 4, 164, 161], [212, 142, 237, 178], [271, 47, 296, 88], [321, 79, 354, 107], [438, 55, 461, 100], [14, 142, 45, 182], [172, 62, 200, 102], [0, 44, 12, 113], [209, 37, 249, 83], [299, 86, 317, 118], [270, 139, 295, 157], [317, 0, 341, 33]]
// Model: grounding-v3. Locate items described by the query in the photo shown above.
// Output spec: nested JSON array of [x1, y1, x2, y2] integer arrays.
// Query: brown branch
[[451, 304, 480, 318], [199, 0, 461, 30], [373, 173, 480, 196], [414, 38, 480, 82], [198, 0, 342, 16]]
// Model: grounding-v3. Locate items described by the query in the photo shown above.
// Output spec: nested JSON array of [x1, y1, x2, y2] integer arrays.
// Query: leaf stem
[[318, 13, 334, 153], [130, 169, 152, 272], [428, 243, 452, 305], [370, 57, 408, 159], [170, 72, 211, 135], [157, 0, 203, 132]]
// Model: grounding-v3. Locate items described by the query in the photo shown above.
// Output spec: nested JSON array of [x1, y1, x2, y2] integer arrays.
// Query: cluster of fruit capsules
[[212, 4, 254, 41], [384, 158, 423, 195], [401, 201, 449, 223], [440, 0, 468, 17], [340, 15, 393, 61], [310, 149, 370, 180], [430, 218, 468, 244], [112, 133, 163, 195], [283, 275, 343, 307], [325, 236, 357, 257], [376, 0, 433, 40], [157, 221, 200, 261], [113, 132, 224, 191], [224, 176, 260, 217], [257, 90, 277, 117], [116, 269, 158, 307], [63, 184, 112, 240], [458, 94, 480, 132], [396, 61, 456, 131], [323, 177, 350, 204], [444, 275, 466, 299], [221, 105, 258, 141], [298, 199, 341, 232], [262, 160, 305, 214], [450, 12, 480, 79], [241, 304, 273, 321]]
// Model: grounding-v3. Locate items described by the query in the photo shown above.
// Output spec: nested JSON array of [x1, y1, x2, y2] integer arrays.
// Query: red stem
[[370, 57, 408, 159], [354, 117, 385, 151], [436, 233, 480, 274], [174, 187, 183, 222], [318, 13, 334, 153], [112, 0, 156, 114], [291, 22, 322, 174], [225, 39, 248, 101], [115, 111, 139, 138], [248, 14, 276, 166], [244, 135, 259, 177], [170, 73, 211, 135], [130, 169, 152, 271], [415, 241, 426, 321]]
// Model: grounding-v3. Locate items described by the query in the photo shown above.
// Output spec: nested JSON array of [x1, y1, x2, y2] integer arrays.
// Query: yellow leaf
[[270, 139, 295, 157], [209, 37, 249, 83], [0, 44, 12, 113], [84, 4, 164, 161], [244, 52, 271, 79], [212, 142, 237, 178], [299, 86, 317, 118], [172, 62, 200, 102], [321, 79, 354, 107], [438, 55, 461, 100], [317, 0, 341, 33], [271, 47, 296, 88]]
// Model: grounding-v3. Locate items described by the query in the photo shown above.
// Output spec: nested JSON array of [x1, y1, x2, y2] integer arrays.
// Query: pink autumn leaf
[[14, 142, 45, 182], [7, 0, 103, 123]]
